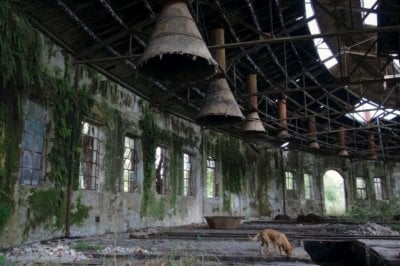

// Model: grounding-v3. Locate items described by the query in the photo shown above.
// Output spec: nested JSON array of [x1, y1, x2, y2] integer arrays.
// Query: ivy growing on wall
[[139, 108, 163, 218], [139, 108, 197, 218], [0, 0, 93, 233]]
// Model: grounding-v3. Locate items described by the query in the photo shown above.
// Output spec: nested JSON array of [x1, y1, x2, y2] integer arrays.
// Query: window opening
[[360, 0, 378, 26], [79, 121, 100, 190], [356, 177, 367, 200], [374, 177, 383, 200], [206, 157, 217, 197], [305, 0, 338, 69], [183, 153, 193, 196], [123, 136, 138, 192], [304, 173, 313, 199], [155, 146, 168, 194], [19, 100, 47, 186], [323, 170, 346, 215], [285, 171, 294, 190]]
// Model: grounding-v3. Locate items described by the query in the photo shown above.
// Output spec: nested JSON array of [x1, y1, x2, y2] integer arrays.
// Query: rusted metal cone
[[309, 141, 320, 149], [196, 77, 245, 126], [338, 149, 349, 156], [243, 112, 266, 134], [138, 0, 218, 83], [277, 129, 290, 139]]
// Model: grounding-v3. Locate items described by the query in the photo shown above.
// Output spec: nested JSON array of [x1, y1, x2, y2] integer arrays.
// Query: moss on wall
[[27, 189, 66, 230], [71, 196, 90, 226], [102, 105, 125, 192], [0, 0, 93, 233], [139, 108, 197, 218]]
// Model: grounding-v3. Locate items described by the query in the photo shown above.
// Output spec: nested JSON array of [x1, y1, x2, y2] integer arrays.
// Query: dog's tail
[[248, 232, 260, 241]]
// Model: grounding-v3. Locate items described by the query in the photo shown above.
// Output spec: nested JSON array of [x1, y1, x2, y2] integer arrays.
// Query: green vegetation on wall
[[27, 189, 66, 230], [102, 106, 125, 192], [139, 109, 160, 218], [0, 0, 93, 232], [71, 196, 91, 226], [217, 135, 246, 194], [139, 108, 197, 218]]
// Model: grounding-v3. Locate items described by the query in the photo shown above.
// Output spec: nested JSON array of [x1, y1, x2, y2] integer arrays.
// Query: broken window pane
[[183, 153, 193, 196], [123, 136, 138, 193], [19, 100, 47, 186], [155, 146, 168, 194], [207, 157, 217, 198], [79, 121, 101, 190]]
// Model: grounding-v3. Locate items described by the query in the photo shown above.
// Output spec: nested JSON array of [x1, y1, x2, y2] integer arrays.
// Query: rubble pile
[[101, 246, 149, 255], [347, 223, 400, 236], [5, 242, 87, 264]]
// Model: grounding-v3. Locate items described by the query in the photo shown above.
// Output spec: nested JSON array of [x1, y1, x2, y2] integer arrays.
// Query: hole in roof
[[305, 1, 338, 69], [346, 97, 400, 124], [360, 0, 377, 26]]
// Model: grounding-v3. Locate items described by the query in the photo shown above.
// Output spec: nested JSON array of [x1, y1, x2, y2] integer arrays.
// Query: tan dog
[[249, 229, 293, 256]]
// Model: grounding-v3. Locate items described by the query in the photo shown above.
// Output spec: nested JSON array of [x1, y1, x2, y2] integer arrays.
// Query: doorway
[[323, 170, 346, 216]]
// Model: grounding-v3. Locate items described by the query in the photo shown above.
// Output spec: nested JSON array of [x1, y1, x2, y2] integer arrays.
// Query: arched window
[[323, 170, 346, 215]]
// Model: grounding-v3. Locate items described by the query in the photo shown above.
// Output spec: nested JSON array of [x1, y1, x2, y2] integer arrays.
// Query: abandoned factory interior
[[2, 0, 400, 265]]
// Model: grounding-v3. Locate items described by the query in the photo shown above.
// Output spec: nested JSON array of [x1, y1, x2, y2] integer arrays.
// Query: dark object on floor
[[274, 214, 291, 221]]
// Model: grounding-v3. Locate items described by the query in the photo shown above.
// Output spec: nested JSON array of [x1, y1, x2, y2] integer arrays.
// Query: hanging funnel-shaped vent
[[196, 27, 244, 126], [138, 0, 218, 83], [308, 116, 320, 149], [338, 126, 349, 156], [369, 134, 378, 160], [277, 95, 289, 139], [243, 74, 266, 134], [196, 76, 245, 126]]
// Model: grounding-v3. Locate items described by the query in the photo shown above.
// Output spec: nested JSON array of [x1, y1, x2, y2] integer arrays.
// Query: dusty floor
[[2, 220, 400, 265]]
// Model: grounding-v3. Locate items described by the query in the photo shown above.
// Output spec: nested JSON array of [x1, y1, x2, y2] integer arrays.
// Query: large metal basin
[[204, 216, 242, 229]]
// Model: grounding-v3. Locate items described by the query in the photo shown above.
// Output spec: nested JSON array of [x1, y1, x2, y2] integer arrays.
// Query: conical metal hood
[[196, 76, 245, 126], [277, 95, 290, 139], [338, 126, 349, 156], [308, 116, 319, 149], [243, 74, 266, 134], [138, 0, 218, 83]]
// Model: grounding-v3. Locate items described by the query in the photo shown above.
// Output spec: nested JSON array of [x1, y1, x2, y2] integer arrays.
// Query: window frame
[[79, 120, 101, 190], [155, 145, 169, 195], [19, 100, 47, 186], [285, 171, 294, 190], [122, 134, 138, 193], [373, 177, 383, 200], [356, 177, 367, 200], [206, 157, 218, 198], [183, 152, 194, 196], [304, 173, 313, 200]]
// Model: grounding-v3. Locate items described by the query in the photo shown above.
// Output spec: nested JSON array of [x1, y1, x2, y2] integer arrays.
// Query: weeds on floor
[[344, 197, 400, 222], [71, 241, 102, 251], [0, 254, 5, 266]]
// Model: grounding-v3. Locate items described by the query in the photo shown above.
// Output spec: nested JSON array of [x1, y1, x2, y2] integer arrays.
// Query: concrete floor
[[3, 220, 400, 265]]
